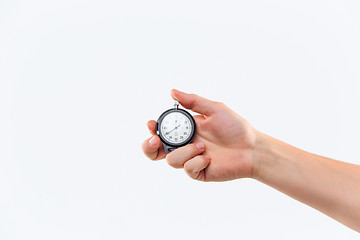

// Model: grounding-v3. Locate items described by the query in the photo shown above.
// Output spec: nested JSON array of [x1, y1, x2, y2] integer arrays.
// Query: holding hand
[[141, 89, 259, 181]]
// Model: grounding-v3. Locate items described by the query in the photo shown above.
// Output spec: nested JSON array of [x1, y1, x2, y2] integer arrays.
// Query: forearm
[[253, 131, 360, 232]]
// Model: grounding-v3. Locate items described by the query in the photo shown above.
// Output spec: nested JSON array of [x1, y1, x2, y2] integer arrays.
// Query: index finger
[[170, 89, 217, 116]]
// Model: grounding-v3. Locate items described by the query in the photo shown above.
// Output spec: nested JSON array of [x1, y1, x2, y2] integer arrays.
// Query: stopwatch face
[[158, 110, 194, 145]]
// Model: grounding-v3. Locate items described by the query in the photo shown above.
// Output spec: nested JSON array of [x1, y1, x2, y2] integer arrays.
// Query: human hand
[[141, 89, 259, 182]]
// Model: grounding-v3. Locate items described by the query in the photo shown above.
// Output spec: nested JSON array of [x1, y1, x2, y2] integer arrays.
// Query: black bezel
[[156, 108, 196, 148]]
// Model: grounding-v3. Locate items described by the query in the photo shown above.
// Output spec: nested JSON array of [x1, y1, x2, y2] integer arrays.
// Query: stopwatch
[[156, 100, 196, 154]]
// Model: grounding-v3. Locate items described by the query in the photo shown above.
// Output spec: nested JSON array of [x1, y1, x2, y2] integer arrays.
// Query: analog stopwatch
[[156, 100, 196, 154]]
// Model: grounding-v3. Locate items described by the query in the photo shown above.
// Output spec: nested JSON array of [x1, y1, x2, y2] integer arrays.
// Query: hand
[[141, 89, 259, 182]]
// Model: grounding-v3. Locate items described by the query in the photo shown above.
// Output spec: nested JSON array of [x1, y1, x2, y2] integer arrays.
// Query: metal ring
[[174, 100, 179, 109]]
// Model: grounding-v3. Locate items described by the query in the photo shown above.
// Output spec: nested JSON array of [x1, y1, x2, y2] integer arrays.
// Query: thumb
[[170, 89, 217, 116]]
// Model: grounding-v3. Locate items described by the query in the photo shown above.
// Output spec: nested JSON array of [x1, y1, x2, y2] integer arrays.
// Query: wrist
[[251, 131, 275, 181]]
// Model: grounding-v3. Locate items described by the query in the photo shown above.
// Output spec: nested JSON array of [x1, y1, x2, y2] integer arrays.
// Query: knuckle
[[184, 164, 196, 179], [184, 164, 195, 176], [189, 94, 198, 108], [149, 154, 157, 161], [146, 150, 158, 161]]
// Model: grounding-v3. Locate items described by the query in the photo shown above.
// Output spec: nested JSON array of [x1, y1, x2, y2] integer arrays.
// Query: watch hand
[[167, 124, 181, 134]]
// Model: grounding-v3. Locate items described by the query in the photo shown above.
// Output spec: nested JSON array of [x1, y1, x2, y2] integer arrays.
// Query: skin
[[141, 89, 360, 232]]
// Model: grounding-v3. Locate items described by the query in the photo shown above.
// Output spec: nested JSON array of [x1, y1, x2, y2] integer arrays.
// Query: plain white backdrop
[[1, 0, 360, 239]]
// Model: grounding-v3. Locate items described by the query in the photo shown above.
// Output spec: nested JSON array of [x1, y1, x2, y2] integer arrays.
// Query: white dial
[[160, 112, 193, 144]]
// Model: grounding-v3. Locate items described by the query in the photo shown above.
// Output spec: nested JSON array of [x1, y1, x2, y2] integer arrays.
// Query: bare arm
[[254, 132, 360, 232], [142, 89, 360, 232]]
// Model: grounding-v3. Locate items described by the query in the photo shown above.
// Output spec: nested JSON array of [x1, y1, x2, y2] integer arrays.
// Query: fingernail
[[196, 142, 205, 150], [149, 136, 157, 147]]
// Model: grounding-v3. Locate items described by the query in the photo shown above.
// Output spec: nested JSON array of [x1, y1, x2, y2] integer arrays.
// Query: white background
[[1, 0, 360, 239]]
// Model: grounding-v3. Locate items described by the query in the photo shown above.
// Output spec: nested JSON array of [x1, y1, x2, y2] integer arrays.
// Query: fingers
[[147, 120, 157, 135], [166, 142, 205, 168], [141, 135, 166, 160], [166, 141, 210, 181], [141, 135, 161, 160], [184, 155, 211, 181], [170, 89, 218, 116], [144, 119, 211, 180], [143, 120, 166, 160]]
